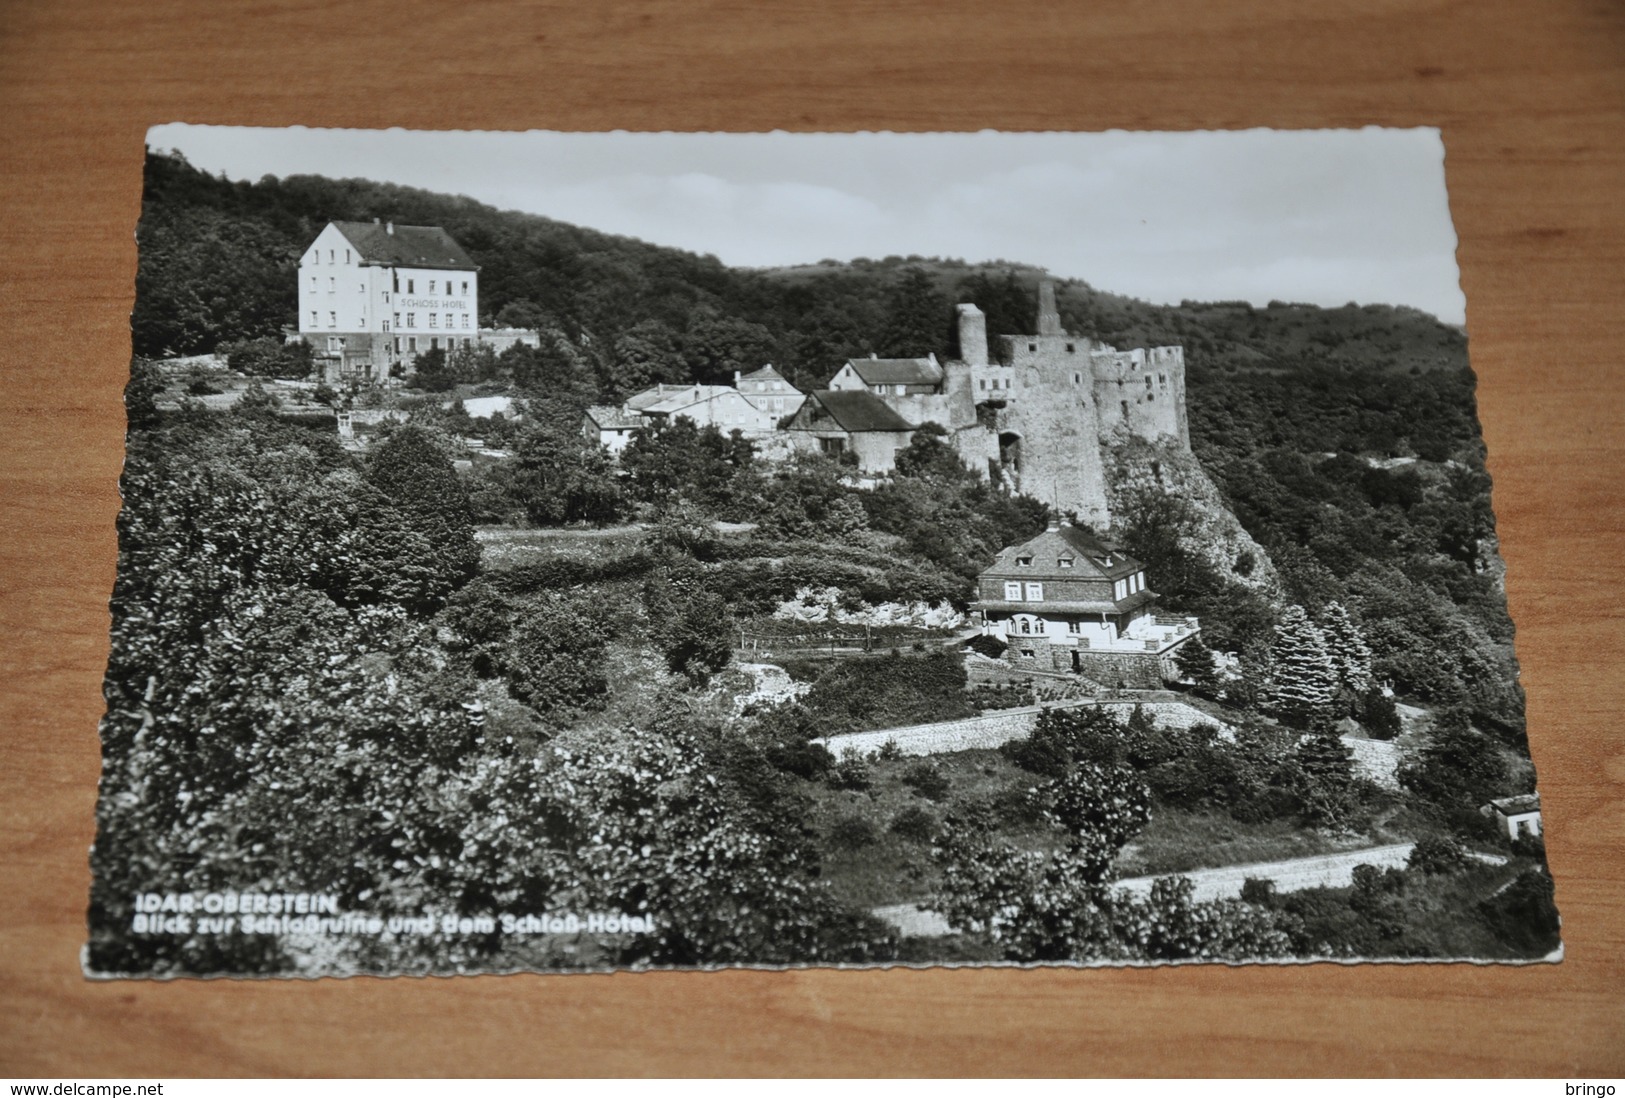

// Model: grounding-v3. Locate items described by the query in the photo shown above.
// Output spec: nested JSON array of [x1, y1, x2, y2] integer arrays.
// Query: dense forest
[[90, 151, 1549, 974]]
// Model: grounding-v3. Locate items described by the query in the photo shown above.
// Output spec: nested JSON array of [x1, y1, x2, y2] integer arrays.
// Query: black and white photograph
[[88, 125, 1561, 978]]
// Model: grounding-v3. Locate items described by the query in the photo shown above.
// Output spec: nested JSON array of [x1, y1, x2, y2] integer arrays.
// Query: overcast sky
[[147, 125, 1466, 325]]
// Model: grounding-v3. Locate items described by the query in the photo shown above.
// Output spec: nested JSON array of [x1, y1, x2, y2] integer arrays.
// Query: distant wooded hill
[[134, 150, 1467, 388]]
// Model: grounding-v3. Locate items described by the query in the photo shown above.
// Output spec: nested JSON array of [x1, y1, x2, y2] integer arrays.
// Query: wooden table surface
[[2, 0, 1622, 1078]]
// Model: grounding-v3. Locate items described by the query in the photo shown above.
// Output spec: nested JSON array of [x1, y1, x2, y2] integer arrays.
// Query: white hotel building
[[297, 220, 481, 384]]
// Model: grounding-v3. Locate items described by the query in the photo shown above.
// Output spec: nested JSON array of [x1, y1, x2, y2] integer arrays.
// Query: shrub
[[768, 739, 833, 781], [826, 750, 873, 791], [1407, 834, 1472, 875], [1240, 877, 1278, 905], [890, 806, 939, 843], [900, 760, 951, 801], [875, 739, 904, 761], [1356, 688, 1402, 740], [966, 634, 1006, 659], [828, 815, 880, 852]]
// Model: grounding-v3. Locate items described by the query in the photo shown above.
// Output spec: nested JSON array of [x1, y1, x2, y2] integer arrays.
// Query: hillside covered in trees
[[134, 145, 1525, 769]]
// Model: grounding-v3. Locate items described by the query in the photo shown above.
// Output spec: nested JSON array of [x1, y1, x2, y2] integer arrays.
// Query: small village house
[[1482, 793, 1543, 840], [582, 405, 644, 455], [972, 520, 1200, 687], [783, 389, 917, 474], [627, 383, 781, 435], [828, 353, 945, 397], [734, 364, 806, 421]]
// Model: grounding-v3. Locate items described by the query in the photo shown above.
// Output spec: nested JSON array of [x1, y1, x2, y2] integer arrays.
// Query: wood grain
[[1, 0, 1621, 1077]]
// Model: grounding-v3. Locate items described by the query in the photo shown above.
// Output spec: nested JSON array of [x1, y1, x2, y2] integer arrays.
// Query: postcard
[[88, 126, 1558, 977]]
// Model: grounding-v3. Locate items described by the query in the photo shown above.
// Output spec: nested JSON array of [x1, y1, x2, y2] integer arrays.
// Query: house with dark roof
[[298, 220, 482, 384], [971, 520, 1200, 687], [783, 389, 917, 474], [828, 354, 944, 396]]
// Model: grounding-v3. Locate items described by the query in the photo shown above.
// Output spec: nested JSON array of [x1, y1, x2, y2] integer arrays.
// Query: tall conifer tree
[[1266, 605, 1338, 727], [1319, 601, 1374, 693]]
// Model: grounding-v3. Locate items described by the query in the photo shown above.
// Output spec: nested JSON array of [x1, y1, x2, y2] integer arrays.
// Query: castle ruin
[[926, 280, 1190, 526]]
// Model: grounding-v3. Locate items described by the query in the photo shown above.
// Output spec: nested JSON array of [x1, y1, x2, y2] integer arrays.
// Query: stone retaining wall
[[816, 700, 1233, 758]]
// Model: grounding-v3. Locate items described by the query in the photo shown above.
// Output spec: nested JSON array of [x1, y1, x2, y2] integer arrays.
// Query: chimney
[[956, 303, 988, 366], [1047, 515, 1062, 532], [373, 216, 381, 225], [733, 370, 741, 386], [386, 221, 395, 236], [1036, 279, 1063, 336]]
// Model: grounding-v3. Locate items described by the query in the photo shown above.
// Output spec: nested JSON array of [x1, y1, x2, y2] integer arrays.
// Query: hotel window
[[309, 310, 317, 326], [1024, 582, 1043, 601], [1028, 343, 1037, 352], [430, 337, 439, 350], [1058, 557, 1074, 568], [359, 282, 365, 293], [328, 277, 335, 292], [1145, 375, 1154, 390], [1068, 621, 1084, 634], [407, 279, 414, 294], [309, 275, 316, 290], [429, 280, 436, 294], [408, 337, 417, 351], [1018, 619, 1033, 635], [382, 320, 390, 332], [358, 315, 365, 328], [428, 314, 437, 328], [393, 312, 401, 328], [1066, 342, 1075, 352], [1016, 555, 1033, 567], [406, 313, 415, 327], [327, 311, 336, 328], [328, 249, 334, 263], [1003, 581, 1022, 601], [462, 313, 470, 329], [461, 281, 469, 295]]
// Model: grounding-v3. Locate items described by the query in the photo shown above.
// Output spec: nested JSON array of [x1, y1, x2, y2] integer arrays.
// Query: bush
[[875, 739, 904, 761], [221, 336, 313, 380], [826, 750, 873, 791], [1356, 688, 1402, 740], [827, 815, 880, 852], [1407, 834, 1472, 875], [1240, 877, 1278, 905], [965, 634, 1006, 659], [900, 760, 951, 801], [768, 739, 833, 781], [890, 806, 939, 843]]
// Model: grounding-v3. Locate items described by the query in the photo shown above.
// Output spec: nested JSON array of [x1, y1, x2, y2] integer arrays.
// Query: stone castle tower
[[953, 280, 1189, 526]]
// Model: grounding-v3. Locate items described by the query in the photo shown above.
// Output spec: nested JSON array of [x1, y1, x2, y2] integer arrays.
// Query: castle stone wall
[[999, 332, 1111, 525], [1090, 345, 1187, 446]]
